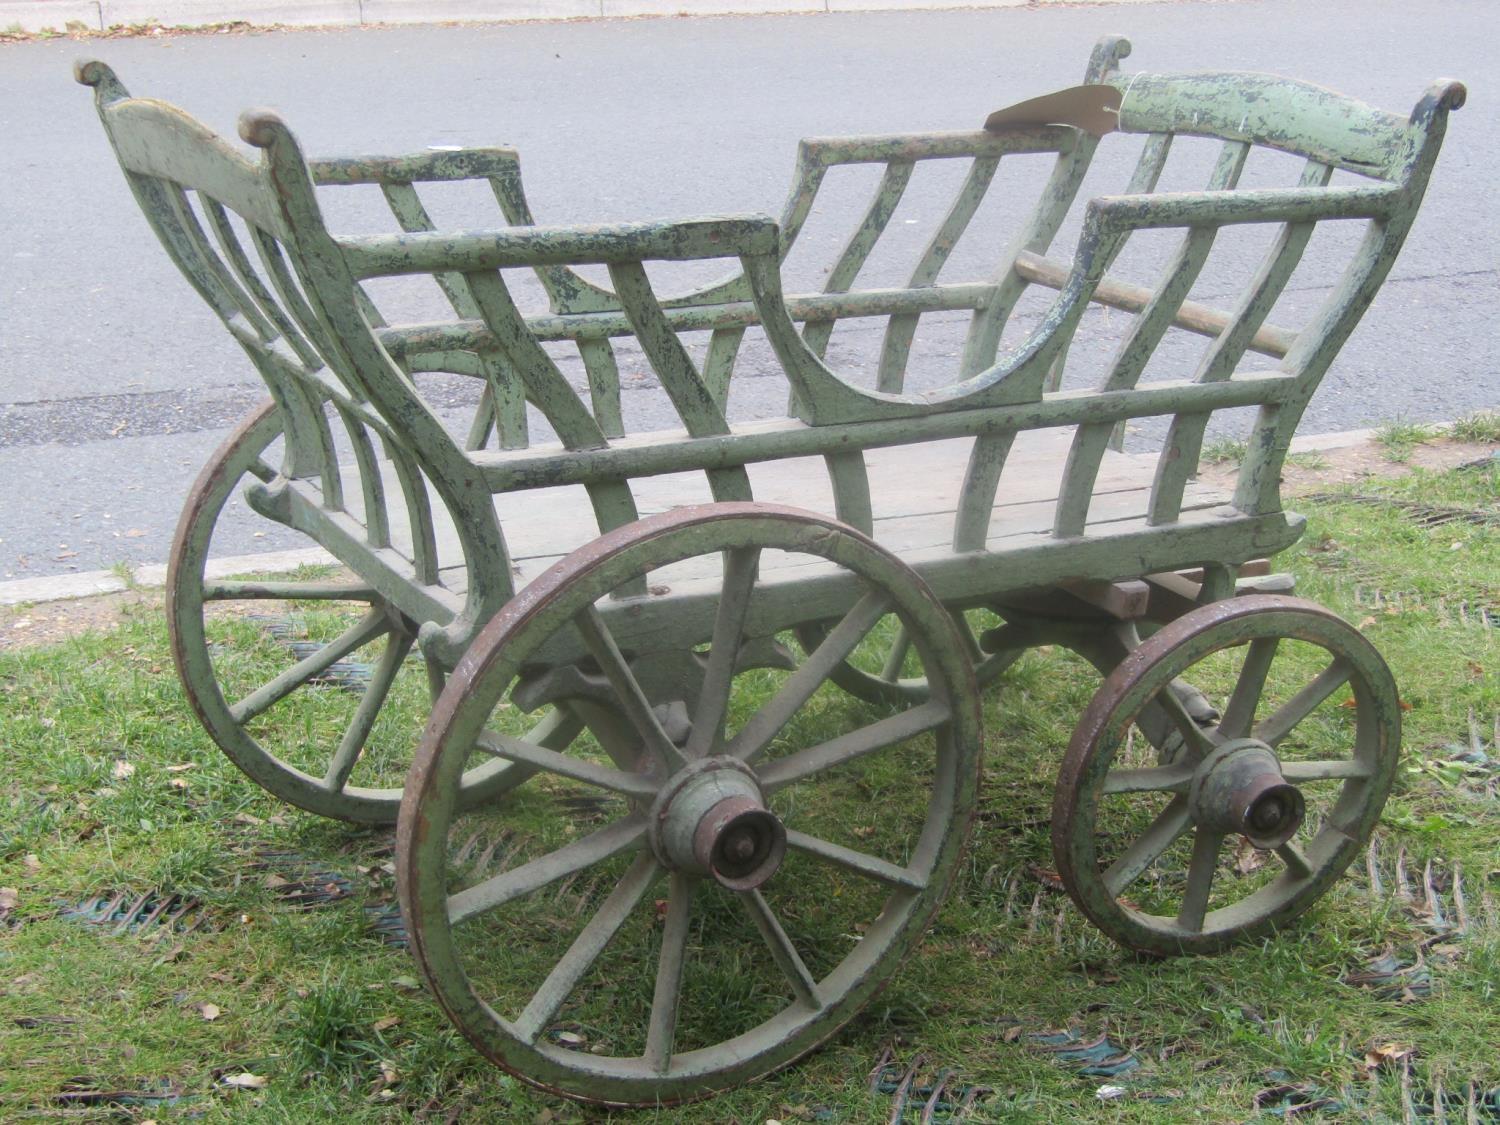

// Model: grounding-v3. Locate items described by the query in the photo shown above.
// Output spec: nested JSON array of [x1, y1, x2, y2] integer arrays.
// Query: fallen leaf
[[196, 1002, 221, 1021], [111, 760, 136, 781], [379, 1060, 398, 1084], [0, 887, 18, 913], [22, 854, 41, 874], [124, 529, 146, 538], [169, 778, 190, 791], [231, 812, 264, 826], [1364, 1042, 1415, 1070], [165, 763, 196, 773], [372, 1015, 400, 1032], [391, 976, 421, 992], [1233, 839, 1268, 875], [262, 873, 289, 890], [222, 1072, 268, 1089], [1028, 864, 1065, 889]]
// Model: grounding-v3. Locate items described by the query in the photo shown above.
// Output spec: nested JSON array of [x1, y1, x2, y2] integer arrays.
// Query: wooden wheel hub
[[1188, 740, 1304, 850], [649, 758, 787, 891]]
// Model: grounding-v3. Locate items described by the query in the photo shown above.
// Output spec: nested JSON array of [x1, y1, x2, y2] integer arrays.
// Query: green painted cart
[[78, 37, 1464, 1105]]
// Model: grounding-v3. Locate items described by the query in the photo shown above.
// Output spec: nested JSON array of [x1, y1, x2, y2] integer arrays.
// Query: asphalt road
[[2, 0, 1496, 580]]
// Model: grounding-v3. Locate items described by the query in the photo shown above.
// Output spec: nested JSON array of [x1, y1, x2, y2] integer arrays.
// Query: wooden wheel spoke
[[511, 854, 661, 1045], [643, 872, 696, 1074], [685, 547, 760, 759], [574, 605, 688, 773], [322, 630, 414, 791], [1176, 830, 1223, 933], [1220, 638, 1279, 739], [1101, 763, 1195, 796], [947, 608, 983, 662], [203, 579, 378, 603], [1151, 686, 1218, 761], [1279, 758, 1372, 782], [1276, 840, 1314, 879], [1102, 795, 1192, 897], [879, 624, 912, 683], [728, 591, 890, 764], [784, 829, 926, 891], [758, 700, 949, 792], [229, 608, 389, 724], [447, 817, 646, 926], [473, 728, 658, 797], [741, 889, 822, 1011], [1254, 659, 1352, 747]]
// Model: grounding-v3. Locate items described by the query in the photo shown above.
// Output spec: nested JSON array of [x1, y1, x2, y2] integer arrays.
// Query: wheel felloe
[[168, 401, 543, 823]]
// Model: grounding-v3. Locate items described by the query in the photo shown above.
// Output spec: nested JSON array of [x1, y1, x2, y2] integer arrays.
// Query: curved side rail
[[1108, 71, 1411, 178]]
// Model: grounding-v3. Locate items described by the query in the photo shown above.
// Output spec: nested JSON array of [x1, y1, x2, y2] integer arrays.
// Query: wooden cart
[[77, 37, 1464, 1105]]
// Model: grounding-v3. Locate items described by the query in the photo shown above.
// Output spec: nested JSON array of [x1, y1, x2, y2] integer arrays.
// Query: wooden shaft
[[1014, 250, 1296, 359]]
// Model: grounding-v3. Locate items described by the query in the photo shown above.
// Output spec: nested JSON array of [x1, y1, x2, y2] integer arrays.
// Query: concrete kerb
[[1, 0, 1170, 35], [0, 426, 1393, 609]]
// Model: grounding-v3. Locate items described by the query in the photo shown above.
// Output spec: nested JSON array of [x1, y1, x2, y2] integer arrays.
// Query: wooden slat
[[1054, 139, 1250, 538], [606, 261, 751, 503], [1147, 159, 1333, 527], [801, 159, 916, 359], [876, 154, 1002, 392]]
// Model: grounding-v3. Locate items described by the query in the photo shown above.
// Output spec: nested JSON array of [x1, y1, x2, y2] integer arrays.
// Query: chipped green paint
[[77, 37, 1463, 1105]]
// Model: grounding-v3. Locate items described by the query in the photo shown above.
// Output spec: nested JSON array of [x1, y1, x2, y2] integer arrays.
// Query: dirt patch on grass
[[1, 588, 161, 652], [1196, 435, 1497, 496]]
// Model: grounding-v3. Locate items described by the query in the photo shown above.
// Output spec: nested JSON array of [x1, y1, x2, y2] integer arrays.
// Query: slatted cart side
[[310, 149, 641, 447], [1067, 68, 1469, 541], [78, 65, 511, 646], [764, 37, 1132, 402], [334, 213, 794, 657]]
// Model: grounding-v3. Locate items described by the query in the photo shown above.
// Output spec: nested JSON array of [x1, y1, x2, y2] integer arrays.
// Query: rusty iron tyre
[[1052, 595, 1400, 956], [398, 503, 980, 1106], [168, 402, 555, 824]]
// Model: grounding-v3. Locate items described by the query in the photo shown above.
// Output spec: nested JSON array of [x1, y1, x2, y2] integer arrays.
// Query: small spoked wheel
[[1052, 595, 1400, 956], [168, 402, 544, 823], [398, 503, 980, 1106]]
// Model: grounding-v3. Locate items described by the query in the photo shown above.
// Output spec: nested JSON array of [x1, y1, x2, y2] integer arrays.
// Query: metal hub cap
[[1189, 740, 1305, 850], [649, 758, 787, 891]]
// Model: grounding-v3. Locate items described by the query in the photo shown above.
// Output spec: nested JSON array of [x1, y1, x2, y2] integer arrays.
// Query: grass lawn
[[1, 457, 1495, 1122]]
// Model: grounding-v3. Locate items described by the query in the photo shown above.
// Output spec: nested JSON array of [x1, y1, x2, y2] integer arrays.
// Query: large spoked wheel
[[1053, 595, 1400, 956], [398, 503, 980, 1106], [168, 402, 546, 824]]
